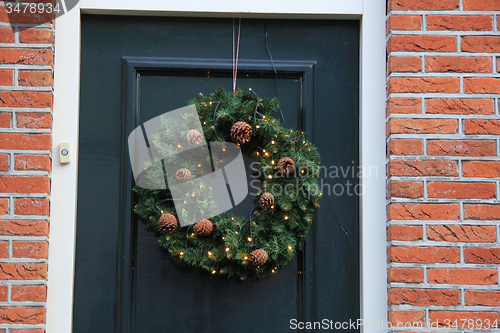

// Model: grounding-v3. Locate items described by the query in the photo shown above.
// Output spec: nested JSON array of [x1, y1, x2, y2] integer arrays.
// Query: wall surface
[[0, 1, 53, 332], [387, 0, 500, 330]]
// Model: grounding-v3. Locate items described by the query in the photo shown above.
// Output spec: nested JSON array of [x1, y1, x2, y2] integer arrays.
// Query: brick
[[0, 286, 7, 303], [0, 198, 8, 215], [388, 203, 460, 220], [0, 307, 45, 324], [387, 181, 423, 199], [387, 225, 423, 241], [428, 140, 495, 156], [0, 91, 52, 108], [0, 27, 14, 43], [387, 119, 457, 135], [427, 15, 492, 31], [388, 56, 422, 73], [388, 310, 425, 327], [0, 220, 48, 237], [0, 263, 47, 280], [428, 182, 496, 199], [388, 0, 458, 10], [19, 28, 53, 44], [0, 70, 13, 86], [15, 198, 49, 216], [465, 78, 500, 94], [465, 247, 500, 263], [462, 36, 500, 53], [18, 71, 53, 87], [388, 36, 456, 53], [0, 6, 53, 24], [389, 288, 460, 306], [426, 98, 494, 115], [10, 330, 45, 333], [0, 177, 49, 194], [465, 119, 500, 135], [463, 161, 500, 178], [388, 160, 458, 177], [15, 155, 51, 172], [13, 241, 48, 259], [0, 113, 11, 128], [465, 204, 500, 220], [387, 15, 422, 31], [388, 139, 423, 156], [463, 0, 500, 10], [11, 285, 46, 302], [388, 77, 459, 94], [0, 154, 8, 171], [428, 225, 496, 243], [429, 268, 497, 285], [466, 290, 500, 306], [430, 311, 499, 328], [0, 48, 53, 66], [0, 133, 51, 150], [427, 56, 491, 73], [388, 246, 459, 263], [0, 242, 8, 259], [388, 268, 424, 283], [16, 112, 52, 129], [387, 98, 421, 115]]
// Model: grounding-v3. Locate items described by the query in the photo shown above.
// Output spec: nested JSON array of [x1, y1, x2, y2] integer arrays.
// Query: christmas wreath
[[133, 88, 321, 279]]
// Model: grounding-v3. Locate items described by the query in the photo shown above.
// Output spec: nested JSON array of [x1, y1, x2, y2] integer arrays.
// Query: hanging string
[[232, 18, 241, 95], [264, 22, 286, 125]]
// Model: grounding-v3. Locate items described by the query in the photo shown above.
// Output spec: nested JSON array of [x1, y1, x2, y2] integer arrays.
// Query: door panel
[[76, 15, 359, 333]]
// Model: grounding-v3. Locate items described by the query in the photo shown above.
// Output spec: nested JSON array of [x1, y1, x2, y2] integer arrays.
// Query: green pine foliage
[[134, 88, 321, 279]]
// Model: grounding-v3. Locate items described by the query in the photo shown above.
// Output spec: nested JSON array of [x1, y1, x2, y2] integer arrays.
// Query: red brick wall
[[387, 0, 500, 330], [0, 1, 53, 332]]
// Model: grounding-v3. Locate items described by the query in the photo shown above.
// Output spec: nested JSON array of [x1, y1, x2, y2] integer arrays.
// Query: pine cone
[[158, 213, 177, 234], [176, 168, 192, 182], [230, 121, 252, 144], [193, 219, 213, 236], [277, 157, 295, 176], [259, 193, 274, 208], [186, 129, 203, 145], [249, 249, 268, 266]]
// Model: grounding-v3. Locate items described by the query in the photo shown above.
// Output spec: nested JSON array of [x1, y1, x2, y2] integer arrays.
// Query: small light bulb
[[249, 88, 252, 91], [231, 217, 234, 221], [271, 269, 275, 273], [191, 233, 195, 237], [247, 237, 252, 242], [271, 160, 275, 165], [208, 251, 212, 256], [209, 101, 212, 105], [271, 140, 275, 144], [222, 237, 226, 240], [268, 175, 273, 179], [271, 205, 275, 209], [212, 270, 216, 274], [288, 246, 292, 250], [265, 153, 269, 156], [256, 125, 260, 129], [263, 116, 266, 119], [161, 210, 164, 214], [301, 170, 305, 174], [177, 144, 182, 148], [244, 256, 248, 260], [285, 216, 289, 220], [225, 247, 230, 252], [180, 252, 184, 256], [204, 122, 207, 125], [198, 164, 201, 167]]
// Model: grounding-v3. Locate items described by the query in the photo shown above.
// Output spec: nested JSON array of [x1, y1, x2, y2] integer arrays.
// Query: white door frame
[[47, 1, 387, 332]]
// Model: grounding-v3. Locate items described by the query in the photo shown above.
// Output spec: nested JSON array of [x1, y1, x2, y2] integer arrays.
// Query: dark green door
[[75, 15, 359, 333]]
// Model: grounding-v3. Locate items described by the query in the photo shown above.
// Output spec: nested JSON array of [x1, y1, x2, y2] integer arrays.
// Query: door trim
[[48, 1, 387, 332]]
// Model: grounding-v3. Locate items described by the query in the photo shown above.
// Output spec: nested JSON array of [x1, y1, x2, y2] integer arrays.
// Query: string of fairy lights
[[134, 87, 321, 278]]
